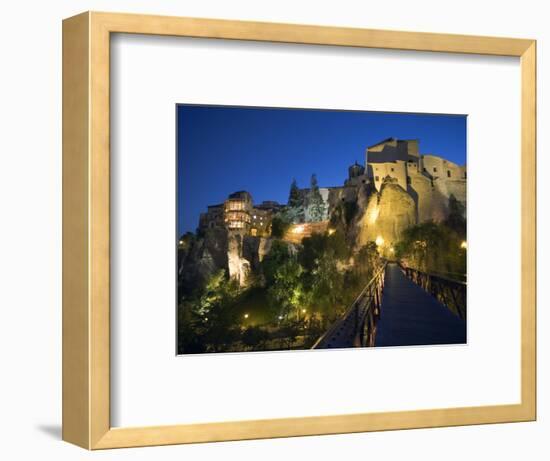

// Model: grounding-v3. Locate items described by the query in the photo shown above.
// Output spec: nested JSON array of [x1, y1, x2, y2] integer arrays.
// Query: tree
[[262, 240, 293, 285], [288, 178, 301, 207], [270, 215, 290, 239], [284, 179, 305, 224], [445, 194, 466, 237], [267, 258, 305, 319], [306, 174, 327, 222], [178, 269, 243, 353], [395, 221, 466, 279], [310, 251, 345, 319], [354, 242, 379, 277]]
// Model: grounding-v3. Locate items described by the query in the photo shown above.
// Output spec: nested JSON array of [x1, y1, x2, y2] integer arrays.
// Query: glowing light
[[461, 241, 467, 249], [375, 236, 385, 247], [301, 309, 307, 314], [278, 315, 283, 320], [292, 225, 304, 234], [368, 205, 380, 224], [328, 228, 335, 236], [243, 313, 249, 319], [389, 247, 395, 254]]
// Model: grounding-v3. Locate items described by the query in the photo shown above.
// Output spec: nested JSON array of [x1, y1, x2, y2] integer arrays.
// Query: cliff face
[[227, 233, 251, 287], [409, 175, 449, 223], [178, 228, 229, 296], [355, 181, 416, 248], [178, 227, 276, 293]]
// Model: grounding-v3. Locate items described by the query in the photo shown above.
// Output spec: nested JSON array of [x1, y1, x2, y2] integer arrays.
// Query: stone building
[[366, 138, 422, 191], [251, 201, 283, 236], [198, 192, 282, 237], [224, 191, 253, 231], [198, 204, 224, 230]]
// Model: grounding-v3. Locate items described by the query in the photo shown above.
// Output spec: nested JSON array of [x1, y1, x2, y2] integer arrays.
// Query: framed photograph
[[62, 12, 536, 449]]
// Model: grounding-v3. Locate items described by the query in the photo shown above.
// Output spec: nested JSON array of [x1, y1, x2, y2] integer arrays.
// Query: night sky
[[177, 105, 467, 235]]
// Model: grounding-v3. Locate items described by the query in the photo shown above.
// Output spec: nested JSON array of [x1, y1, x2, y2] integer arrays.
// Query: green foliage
[[354, 242, 379, 276], [270, 215, 291, 239], [445, 194, 466, 237], [306, 174, 327, 222], [310, 251, 345, 317], [262, 240, 293, 285], [395, 221, 466, 279], [299, 230, 349, 272], [283, 178, 305, 224], [266, 257, 306, 318], [288, 178, 301, 207], [178, 269, 242, 354]]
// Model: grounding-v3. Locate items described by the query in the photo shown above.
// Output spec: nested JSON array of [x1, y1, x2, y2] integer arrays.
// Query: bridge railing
[[400, 264, 467, 320], [311, 262, 387, 349]]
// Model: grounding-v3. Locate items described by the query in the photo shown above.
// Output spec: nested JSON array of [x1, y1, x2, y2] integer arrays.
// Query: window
[[391, 167, 394, 172], [423, 167, 427, 172], [447, 170, 451, 178], [375, 176, 379, 181], [433, 167, 437, 173], [407, 176, 411, 185], [464, 172, 467, 179]]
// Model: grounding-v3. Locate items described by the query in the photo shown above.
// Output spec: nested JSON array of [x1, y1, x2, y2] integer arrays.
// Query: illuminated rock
[[356, 181, 416, 247], [227, 232, 251, 287]]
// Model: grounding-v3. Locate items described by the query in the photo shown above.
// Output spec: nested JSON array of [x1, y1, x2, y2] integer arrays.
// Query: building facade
[[198, 192, 282, 237]]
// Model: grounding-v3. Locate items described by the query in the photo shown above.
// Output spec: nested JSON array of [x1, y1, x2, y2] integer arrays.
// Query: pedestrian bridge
[[312, 262, 466, 349]]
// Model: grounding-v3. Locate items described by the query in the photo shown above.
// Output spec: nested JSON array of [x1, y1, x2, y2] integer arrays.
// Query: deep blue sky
[[177, 105, 466, 235]]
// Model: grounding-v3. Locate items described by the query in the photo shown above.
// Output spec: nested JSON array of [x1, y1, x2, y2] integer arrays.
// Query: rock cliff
[[355, 181, 416, 248]]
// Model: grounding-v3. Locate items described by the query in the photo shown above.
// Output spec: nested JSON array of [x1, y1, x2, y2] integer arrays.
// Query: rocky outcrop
[[178, 228, 229, 296], [355, 181, 416, 248], [409, 175, 449, 223], [227, 232, 251, 287], [243, 236, 272, 274]]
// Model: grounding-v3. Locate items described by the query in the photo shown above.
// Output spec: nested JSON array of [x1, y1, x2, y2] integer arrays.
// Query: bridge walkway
[[374, 263, 467, 347]]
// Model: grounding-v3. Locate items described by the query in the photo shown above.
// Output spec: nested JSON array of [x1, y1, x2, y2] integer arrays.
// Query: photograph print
[[177, 105, 467, 355]]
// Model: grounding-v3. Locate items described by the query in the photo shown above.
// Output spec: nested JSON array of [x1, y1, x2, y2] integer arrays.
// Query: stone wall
[[283, 221, 330, 244]]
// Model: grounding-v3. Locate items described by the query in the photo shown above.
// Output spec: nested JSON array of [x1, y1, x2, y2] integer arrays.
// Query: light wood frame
[[62, 11, 537, 449]]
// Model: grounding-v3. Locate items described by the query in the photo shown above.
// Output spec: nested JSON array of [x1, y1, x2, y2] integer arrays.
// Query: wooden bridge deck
[[375, 263, 467, 347]]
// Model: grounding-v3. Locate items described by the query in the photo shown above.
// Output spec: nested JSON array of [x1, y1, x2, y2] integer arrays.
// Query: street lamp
[[243, 313, 249, 319], [375, 235, 384, 247]]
